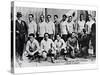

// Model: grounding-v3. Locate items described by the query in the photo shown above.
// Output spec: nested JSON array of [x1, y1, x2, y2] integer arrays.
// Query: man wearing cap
[[16, 12, 28, 60]]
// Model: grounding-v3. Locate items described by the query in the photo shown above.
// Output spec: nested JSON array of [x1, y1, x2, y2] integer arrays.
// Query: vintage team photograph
[[11, 5, 96, 68]]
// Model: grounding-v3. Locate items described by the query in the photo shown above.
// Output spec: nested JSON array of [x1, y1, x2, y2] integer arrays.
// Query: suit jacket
[[16, 20, 27, 39]]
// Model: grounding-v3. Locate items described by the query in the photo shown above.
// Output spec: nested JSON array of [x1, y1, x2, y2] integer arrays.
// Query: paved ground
[[15, 55, 96, 68]]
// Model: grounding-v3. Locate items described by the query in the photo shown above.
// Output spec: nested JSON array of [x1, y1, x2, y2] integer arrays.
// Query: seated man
[[78, 29, 90, 58], [54, 33, 67, 60], [66, 32, 79, 58], [40, 33, 56, 63], [25, 33, 40, 62]]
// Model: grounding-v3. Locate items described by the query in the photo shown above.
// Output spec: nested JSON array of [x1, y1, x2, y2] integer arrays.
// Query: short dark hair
[[54, 15, 58, 18], [29, 33, 35, 37], [44, 33, 49, 37], [62, 14, 67, 18], [29, 14, 34, 17], [56, 33, 61, 37], [80, 14, 84, 20], [69, 16, 72, 18], [88, 14, 92, 17], [40, 15, 44, 18], [72, 32, 76, 34], [47, 15, 51, 18]]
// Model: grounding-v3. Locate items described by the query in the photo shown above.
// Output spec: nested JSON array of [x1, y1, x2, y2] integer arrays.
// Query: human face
[[47, 15, 51, 22], [62, 15, 66, 21], [40, 15, 44, 22], [80, 15, 84, 21], [29, 15, 33, 22], [57, 35, 60, 41], [29, 36, 34, 42], [17, 16, 22, 20], [88, 15, 92, 21], [68, 16, 72, 22], [44, 34, 49, 40], [54, 16, 58, 21], [72, 33, 75, 38]]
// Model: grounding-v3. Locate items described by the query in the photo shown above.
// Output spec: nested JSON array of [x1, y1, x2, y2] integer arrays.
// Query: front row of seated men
[[24, 29, 90, 63]]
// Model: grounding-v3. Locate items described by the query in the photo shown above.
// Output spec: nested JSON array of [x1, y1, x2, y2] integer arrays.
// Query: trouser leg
[[16, 36, 21, 59], [19, 36, 25, 60]]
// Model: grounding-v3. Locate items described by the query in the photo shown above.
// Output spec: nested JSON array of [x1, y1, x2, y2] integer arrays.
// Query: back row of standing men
[[16, 12, 95, 41]]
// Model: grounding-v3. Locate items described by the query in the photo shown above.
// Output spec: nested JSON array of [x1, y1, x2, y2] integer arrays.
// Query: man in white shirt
[[86, 14, 96, 56], [77, 14, 85, 33], [28, 14, 37, 36], [60, 14, 68, 42], [85, 14, 95, 34], [25, 33, 40, 62], [46, 15, 55, 40], [40, 33, 56, 63], [38, 15, 47, 43], [54, 34, 67, 60], [67, 16, 75, 34]]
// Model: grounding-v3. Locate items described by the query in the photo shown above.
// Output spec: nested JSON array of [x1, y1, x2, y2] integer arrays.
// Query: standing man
[[16, 12, 28, 60], [85, 14, 95, 56], [67, 16, 75, 35], [54, 15, 60, 40], [77, 14, 85, 33], [85, 14, 95, 34], [46, 15, 55, 40], [28, 14, 37, 36], [40, 33, 56, 63], [38, 15, 47, 43], [60, 14, 68, 42], [91, 23, 96, 56]]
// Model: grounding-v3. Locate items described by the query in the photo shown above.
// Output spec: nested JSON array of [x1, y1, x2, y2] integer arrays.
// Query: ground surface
[[15, 55, 96, 68]]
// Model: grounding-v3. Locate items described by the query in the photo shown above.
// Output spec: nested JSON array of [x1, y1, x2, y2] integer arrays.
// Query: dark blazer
[[16, 20, 27, 38]]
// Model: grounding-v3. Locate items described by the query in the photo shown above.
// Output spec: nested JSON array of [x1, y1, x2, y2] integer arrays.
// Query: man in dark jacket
[[91, 23, 96, 56], [16, 12, 28, 60], [78, 29, 90, 58]]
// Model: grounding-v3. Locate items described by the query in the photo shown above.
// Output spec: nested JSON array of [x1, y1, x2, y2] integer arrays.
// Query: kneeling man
[[40, 33, 56, 63], [66, 32, 79, 58], [54, 33, 67, 60], [25, 33, 40, 62]]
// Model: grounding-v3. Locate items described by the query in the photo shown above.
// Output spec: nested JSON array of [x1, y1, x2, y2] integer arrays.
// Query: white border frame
[[13, 1, 98, 74]]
